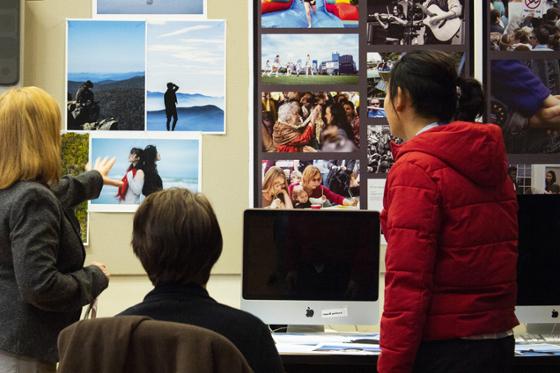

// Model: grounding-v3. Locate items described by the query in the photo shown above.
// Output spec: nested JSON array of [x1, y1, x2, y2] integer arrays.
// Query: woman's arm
[[320, 185, 345, 205], [377, 161, 440, 373], [10, 186, 108, 312], [50, 171, 103, 209]]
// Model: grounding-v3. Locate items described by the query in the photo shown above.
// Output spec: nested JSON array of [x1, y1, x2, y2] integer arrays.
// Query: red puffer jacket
[[377, 122, 519, 373]]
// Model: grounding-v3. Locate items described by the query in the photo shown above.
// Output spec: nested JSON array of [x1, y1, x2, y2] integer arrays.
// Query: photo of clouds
[[66, 20, 145, 131], [96, 0, 204, 16], [89, 135, 201, 212], [261, 34, 359, 85], [146, 20, 225, 133]]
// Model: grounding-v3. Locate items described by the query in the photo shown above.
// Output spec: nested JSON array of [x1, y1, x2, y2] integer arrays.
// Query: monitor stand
[[287, 325, 325, 333]]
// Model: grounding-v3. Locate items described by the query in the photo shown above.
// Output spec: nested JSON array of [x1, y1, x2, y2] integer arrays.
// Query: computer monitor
[[241, 209, 380, 326], [515, 195, 560, 323]]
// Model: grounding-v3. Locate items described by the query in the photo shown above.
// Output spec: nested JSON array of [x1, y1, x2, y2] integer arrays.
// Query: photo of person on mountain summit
[[164, 82, 179, 131]]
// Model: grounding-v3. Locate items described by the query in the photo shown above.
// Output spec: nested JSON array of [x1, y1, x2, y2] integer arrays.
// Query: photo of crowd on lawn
[[261, 91, 360, 153], [261, 34, 359, 85], [489, 1, 560, 51], [261, 159, 360, 209]]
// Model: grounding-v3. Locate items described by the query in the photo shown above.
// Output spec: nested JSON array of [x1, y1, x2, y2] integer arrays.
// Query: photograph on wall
[[488, 1, 560, 51], [366, 0, 466, 46], [509, 163, 560, 195], [260, 159, 360, 208], [261, 34, 359, 85], [261, 91, 360, 152], [66, 20, 145, 131], [367, 125, 400, 174], [89, 134, 201, 212], [146, 20, 225, 133], [94, 0, 205, 17], [490, 58, 560, 154], [367, 51, 466, 119], [61, 132, 90, 244], [261, 0, 359, 29]]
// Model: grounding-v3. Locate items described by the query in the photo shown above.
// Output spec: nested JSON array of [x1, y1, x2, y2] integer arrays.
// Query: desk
[[274, 334, 560, 373]]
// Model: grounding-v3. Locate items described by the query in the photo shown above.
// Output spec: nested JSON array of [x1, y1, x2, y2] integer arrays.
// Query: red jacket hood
[[391, 122, 508, 187]]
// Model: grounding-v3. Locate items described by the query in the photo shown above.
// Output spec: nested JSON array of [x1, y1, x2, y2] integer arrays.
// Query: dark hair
[[490, 9, 501, 23], [547, 170, 557, 184], [141, 145, 163, 196], [167, 82, 174, 89], [389, 50, 484, 122], [325, 102, 355, 142], [535, 26, 551, 45], [84, 80, 93, 88], [132, 188, 223, 286], [127, 147, 143, 172]]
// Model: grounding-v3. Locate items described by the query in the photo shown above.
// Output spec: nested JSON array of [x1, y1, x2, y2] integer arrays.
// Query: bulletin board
[[253, 0, 475, 210]]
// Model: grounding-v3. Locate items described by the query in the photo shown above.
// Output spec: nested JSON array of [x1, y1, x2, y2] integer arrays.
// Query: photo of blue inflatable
[[261, 0, 359, 29]]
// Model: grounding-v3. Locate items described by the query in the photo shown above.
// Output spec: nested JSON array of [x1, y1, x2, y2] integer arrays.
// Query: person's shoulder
[[10, 181, 55, 201], [212, 302, 270, 330]]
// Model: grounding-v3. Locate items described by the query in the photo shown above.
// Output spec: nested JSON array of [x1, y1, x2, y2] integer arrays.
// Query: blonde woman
[[289, 165, 356, 207], [0, 87, 114, 372], [262, 166, 293, 209]]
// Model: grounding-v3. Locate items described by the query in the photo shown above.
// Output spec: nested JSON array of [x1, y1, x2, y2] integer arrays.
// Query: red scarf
[[116, 167, 137, 201]]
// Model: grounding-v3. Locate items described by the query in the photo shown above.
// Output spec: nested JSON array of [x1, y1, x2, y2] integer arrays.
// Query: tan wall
[[23, 0, 249, 275]]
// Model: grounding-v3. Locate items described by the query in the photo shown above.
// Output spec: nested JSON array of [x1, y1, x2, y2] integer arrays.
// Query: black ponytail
[[455, 77, 484, 122]]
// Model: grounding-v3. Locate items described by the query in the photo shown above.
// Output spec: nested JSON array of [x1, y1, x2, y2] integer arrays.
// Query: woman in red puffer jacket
[[378, 50, 518, 373]]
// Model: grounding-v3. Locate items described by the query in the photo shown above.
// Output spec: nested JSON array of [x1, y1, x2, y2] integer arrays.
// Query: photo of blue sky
[[261, 34, 359, 70], [91, 137, 200, 205], [97, 0, 204, 15], [146, 20, 225, 132], [68, 20, 145, 78], [67, 20, 146, 131]]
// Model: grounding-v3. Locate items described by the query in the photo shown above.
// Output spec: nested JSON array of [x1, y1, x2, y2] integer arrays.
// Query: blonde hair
[[302, 165, 321, 186], [262, 166, 288, 195], [0, 87, 62, 189], [291, 184, 307, 202]]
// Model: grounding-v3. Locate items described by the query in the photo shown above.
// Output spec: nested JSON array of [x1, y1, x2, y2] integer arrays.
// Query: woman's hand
[[91, 261, 110, 280], [86, 157, 117, 186]]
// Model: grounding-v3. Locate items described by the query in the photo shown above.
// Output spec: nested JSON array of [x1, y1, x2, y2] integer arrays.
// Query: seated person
[[118, 188, 284, 373], [291, 184, 311, 209]]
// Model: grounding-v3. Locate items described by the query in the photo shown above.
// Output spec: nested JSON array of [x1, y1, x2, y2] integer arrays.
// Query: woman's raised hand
[[86, 157, 117, 185]]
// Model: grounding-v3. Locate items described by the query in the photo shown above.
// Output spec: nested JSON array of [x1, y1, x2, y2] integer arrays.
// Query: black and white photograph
[[367, 0, 465, 45], [488, 0, 560, 51], [261, 91, 360, 153], [367, 125, 400, 174], [490, 58, 560, 154]]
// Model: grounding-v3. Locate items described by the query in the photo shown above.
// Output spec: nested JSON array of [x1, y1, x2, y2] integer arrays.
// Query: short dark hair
[[132, 188, 223, 286]]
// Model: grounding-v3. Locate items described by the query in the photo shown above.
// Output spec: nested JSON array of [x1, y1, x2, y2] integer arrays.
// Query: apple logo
[[305, 307, 314, 318], [552, 309, 559, 318]]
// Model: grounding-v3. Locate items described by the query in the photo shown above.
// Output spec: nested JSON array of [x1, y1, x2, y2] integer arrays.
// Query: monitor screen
[[241, 209, 380, 325], [516, 195, 560, 323]]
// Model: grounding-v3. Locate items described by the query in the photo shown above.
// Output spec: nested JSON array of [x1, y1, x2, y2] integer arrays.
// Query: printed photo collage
[[485, 1, 560, 197], [255, 0, 473, 211], [63, 0, 216, 242]]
